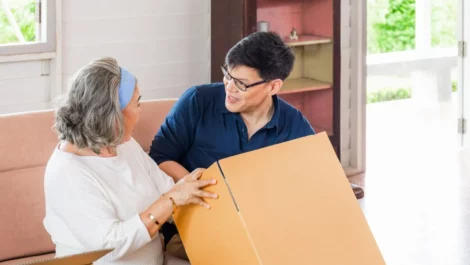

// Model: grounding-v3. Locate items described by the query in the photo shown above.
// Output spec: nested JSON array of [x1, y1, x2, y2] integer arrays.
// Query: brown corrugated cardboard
[[21, 249, 113, 265], [173, 132, 385, 265]]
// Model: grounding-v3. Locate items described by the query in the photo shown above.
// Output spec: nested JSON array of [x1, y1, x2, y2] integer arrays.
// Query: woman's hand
[[167, 168, 218, 209]]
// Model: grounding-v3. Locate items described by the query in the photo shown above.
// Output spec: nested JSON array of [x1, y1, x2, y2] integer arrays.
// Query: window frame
[[0, 0, 56, 56]]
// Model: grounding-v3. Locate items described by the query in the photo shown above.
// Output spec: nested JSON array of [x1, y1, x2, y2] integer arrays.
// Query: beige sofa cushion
[[0, 167, 55, 261], [132, 99, 176, 152], [0, 110, 58, 172], [0, 110, 58, 262]]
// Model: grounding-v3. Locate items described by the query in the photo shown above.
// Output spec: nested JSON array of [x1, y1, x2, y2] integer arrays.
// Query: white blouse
[[43, 138, 175, 265]]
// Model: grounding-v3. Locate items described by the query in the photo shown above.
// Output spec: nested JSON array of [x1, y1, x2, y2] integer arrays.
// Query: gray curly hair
[[54, 57, 126, 154]]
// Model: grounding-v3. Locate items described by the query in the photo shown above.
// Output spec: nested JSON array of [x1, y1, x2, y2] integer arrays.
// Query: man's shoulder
[[276, 97, 315, 135], [170, 82, 225, 118], [277, 97, 304, 118]]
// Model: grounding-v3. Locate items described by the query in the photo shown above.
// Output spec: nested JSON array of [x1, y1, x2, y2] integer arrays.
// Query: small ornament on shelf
[[289, 28, 299, 41], [257, 21, 269, 32]]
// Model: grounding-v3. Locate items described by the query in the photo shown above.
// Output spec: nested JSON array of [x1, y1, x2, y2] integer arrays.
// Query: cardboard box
[[21, 249, 113, 265], [173, 132, 385, 265]]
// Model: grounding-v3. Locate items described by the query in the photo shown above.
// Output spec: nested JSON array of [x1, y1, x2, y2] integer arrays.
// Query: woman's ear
[[268, 79, 283, 96]]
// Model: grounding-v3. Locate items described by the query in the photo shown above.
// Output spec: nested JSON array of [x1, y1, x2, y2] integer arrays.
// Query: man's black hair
[[225, 31, 295, 81]]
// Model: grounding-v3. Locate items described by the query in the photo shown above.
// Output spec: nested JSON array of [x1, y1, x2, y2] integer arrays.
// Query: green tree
[[0, 0, 36, 44], [367, 0, 389, 54], [431, 0, 457, 48], [373, 0, 416, 53]]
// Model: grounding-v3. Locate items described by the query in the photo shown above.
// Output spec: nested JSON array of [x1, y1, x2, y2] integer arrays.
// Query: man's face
[[222, 65, 272, 113]]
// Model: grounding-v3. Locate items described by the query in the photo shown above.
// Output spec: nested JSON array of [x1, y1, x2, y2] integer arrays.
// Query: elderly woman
[[43, 57, 217, 265]]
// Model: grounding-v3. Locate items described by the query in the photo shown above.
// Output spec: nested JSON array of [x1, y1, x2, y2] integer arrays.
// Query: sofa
[[0, 99, 176, 264]]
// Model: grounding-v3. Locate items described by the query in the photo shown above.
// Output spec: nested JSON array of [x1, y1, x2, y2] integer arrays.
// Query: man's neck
[[240, 96, 274, 136]]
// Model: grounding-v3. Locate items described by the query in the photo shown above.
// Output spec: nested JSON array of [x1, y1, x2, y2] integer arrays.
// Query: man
[[150, 31, 362, 193], [149, 31, 363, 258]]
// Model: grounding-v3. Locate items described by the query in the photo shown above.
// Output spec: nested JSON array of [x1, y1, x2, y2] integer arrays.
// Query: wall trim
[[49, 0, 63, 106], [346, 0, 367, 173], [340, 0, 352, 169]]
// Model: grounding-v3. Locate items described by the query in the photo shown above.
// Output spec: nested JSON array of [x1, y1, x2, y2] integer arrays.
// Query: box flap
[[172, 162, 261, 265], [217, 132, 385, 265], [21, 249, 113, 265]]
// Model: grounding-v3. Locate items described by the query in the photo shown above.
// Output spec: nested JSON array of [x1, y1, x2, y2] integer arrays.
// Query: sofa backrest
[[0, 99, 176, 262], [133, 99, 176, 152]]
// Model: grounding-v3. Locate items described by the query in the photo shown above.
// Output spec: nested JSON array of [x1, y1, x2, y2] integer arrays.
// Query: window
[[0, 0, 55, 55]]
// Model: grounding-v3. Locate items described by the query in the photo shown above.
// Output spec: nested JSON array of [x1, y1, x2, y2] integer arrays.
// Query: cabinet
[[211, 0, 341, 158]]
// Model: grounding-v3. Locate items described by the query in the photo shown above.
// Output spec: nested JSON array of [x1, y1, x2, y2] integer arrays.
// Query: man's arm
[[149, 87, 201, 182], [158, 161, 190, 182]]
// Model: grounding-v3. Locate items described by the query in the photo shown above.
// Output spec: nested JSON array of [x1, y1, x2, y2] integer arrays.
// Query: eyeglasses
[[221, 65, 267, 92]]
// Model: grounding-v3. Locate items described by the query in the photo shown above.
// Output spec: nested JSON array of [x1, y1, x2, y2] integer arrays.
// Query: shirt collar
[[217, 92, 281, 131]]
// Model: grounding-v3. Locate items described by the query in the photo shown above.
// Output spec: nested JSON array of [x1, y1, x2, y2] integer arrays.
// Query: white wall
[[0, 60, 51, 114], [0, 0, 211, 114]]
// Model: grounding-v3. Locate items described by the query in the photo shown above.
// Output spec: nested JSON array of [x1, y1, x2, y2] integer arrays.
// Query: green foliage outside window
[[367, 0, 457, 54], [0, 0, 36, 44]]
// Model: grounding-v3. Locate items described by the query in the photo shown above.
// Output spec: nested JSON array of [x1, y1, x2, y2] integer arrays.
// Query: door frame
[[344, 0, 367, 175], [461, 0, 470, 147]]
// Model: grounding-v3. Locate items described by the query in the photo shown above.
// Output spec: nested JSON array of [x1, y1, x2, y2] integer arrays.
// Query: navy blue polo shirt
[[149, 82, 315, 172]]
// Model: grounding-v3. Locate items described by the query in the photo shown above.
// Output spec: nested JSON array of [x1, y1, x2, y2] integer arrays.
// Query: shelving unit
[[210, 0, 341, 156], [285, 35, 332, 47], [280, 78, 331, 94]]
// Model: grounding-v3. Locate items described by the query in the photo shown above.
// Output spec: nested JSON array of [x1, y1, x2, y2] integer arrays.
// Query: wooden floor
[[349, 98, 470, 265]]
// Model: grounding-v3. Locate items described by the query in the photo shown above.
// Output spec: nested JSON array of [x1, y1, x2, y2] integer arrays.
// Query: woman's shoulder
[[117, 137, 147, 159], [118, 137, 143, 151], [44, 147, 102, 188], [117, 137, 152, 167], [45, 146, 87, 171]]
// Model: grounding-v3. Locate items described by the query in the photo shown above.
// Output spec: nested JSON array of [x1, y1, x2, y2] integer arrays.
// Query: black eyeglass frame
[[221, 64, 268, 92]]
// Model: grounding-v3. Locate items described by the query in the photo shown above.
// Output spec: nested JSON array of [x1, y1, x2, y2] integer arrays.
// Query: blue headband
[[118, 67, 136, 110]]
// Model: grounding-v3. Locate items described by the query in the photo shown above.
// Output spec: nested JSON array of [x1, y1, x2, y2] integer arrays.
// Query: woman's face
[[121, 84, 141, 143]]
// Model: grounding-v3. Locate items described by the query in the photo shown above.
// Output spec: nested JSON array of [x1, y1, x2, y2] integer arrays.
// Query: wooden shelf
[[280, 78, 331, 94], [285, 35, 331, 47]]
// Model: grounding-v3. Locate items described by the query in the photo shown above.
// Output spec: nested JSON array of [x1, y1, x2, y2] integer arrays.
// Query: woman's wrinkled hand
[[168, 168, 218, 209]]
